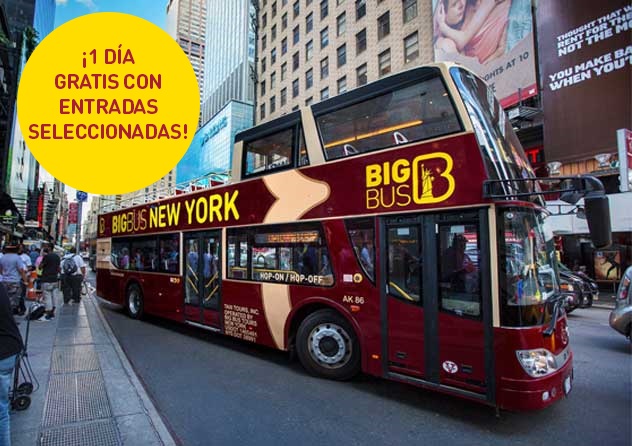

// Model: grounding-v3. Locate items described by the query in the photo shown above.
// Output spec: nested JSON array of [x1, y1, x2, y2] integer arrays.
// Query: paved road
[[95, 283, 631, 445]]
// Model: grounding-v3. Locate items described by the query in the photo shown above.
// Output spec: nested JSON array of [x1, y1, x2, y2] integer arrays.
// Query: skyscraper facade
[[166, 0, 207, 106], [255, 0, 433, 124], [201, 0, 256, 125]]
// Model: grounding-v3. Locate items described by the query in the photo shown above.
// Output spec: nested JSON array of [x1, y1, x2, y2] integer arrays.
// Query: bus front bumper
[[497, 353, 573, 411]]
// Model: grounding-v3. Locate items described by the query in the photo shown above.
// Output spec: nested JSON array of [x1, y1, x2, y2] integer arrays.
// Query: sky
[[51, 0, 169, 227]]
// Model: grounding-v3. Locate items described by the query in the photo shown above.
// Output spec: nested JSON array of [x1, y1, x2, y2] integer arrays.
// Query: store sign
[[68, 202, 78, 224], [432, 0, 537, 107], [537, 0, 632, 163]]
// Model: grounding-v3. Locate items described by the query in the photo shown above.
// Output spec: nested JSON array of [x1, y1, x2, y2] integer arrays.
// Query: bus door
[[184, 231, 221, 329], [382, 210, 493, 401]]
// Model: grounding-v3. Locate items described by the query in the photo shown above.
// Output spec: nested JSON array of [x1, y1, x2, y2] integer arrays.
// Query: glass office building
[[201, 0, 255, 124], [177, 100, 253, 185]]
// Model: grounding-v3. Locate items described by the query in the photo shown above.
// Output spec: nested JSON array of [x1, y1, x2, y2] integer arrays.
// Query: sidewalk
[[10, 287, 176, 446], [592, 292, 617, 310]]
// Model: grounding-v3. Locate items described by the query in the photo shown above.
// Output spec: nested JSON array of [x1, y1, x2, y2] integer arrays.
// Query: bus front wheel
[[296, 309, 360, 381], [126, 283, 144, 319]]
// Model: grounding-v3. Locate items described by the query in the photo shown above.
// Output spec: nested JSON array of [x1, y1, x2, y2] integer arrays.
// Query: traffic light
[[26, 189, 40, 220]]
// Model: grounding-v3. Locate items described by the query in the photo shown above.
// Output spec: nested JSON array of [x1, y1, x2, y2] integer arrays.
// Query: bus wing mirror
[[584, 195, 612, 249], [575, 206, 586, 220]]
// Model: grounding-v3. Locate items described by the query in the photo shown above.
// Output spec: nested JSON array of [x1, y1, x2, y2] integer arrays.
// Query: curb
[[90, 292, 177, 446]]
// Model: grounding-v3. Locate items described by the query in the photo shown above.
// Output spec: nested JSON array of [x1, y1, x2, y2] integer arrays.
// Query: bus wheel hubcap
[[129, 291, 139, 314], [308, 323, 351, 368]]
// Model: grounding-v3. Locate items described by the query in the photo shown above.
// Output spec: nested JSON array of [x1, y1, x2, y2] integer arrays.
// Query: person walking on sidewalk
[[39, 247, 61, 320], [0, 282, 24, 446], [0, 245, 28, 314], [61, 247, 85, 304], [17, 245, 32, 316]]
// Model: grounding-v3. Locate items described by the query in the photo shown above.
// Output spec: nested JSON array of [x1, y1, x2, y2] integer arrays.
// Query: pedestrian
[[28, 245, 39, 267], [39, 247, 61, 320], [0, 282, 25, 446], [18, 245, 33, 315], [0, 245, 28, 314], [61, 247, 85, 304]]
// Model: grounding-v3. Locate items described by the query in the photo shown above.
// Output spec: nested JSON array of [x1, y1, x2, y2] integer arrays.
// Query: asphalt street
[[93, 278, 631, 446]]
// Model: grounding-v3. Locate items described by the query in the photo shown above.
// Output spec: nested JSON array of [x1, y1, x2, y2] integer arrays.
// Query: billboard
[[432, 0, 537, 107], [536, 0, 632, 163], [594, 250, 622, 281]]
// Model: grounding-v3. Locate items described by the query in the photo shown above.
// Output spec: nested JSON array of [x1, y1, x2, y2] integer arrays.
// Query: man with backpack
[[61, 247, 86, 305]]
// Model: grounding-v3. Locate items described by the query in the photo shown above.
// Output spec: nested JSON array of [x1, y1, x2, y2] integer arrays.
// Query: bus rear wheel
[[296, 309, 360, 381], [126, 283, 144, 319]]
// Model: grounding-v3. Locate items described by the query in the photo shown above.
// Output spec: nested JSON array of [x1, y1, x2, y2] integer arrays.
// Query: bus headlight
[[560, 283, 574, 291], [516, 349, 558, 378]]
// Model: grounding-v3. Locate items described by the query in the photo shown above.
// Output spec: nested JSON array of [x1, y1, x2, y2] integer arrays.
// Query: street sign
[[76, 191, 88, 202]]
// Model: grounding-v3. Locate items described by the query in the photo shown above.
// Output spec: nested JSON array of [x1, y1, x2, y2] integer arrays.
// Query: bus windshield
[[450, 67, 540, 202], [498, 207, 559, 327]]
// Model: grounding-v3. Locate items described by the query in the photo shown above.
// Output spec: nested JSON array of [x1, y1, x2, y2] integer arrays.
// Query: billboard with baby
[[432, 0, 537, 108]]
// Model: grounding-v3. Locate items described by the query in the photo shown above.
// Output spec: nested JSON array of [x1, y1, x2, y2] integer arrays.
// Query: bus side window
[[227, 231, 249, 279], [112, 239, 130, 270], [159, 234, 180, 274], [243, 128, 294, 177], [298, 126, 310, 167], [345, 218, 375, 281], [131, 237, 158, 272]]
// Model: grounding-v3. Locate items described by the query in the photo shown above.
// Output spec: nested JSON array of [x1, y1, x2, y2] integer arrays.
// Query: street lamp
[[594, 153, 612, 169], [547, 161, 562, 176]]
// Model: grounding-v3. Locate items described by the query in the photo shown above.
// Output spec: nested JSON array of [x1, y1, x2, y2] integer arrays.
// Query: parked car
[[559, 273, 584, 314], [609, 266, 632, 342], [558, 262, 599, 307]]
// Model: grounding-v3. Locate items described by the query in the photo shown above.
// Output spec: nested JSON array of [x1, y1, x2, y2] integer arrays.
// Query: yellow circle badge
[[17, 13, 200, 195]]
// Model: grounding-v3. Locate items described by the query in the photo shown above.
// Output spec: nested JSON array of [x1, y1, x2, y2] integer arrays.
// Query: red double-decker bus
[[96, 64, 611, 411]]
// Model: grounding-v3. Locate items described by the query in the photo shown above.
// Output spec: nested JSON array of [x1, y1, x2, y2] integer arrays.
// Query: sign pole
[[75, 200, 82, 253]]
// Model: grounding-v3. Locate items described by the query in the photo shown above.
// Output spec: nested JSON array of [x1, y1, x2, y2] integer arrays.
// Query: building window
[[293, 51, 300, 71], [282, 12, 288, 30], [337, 44, 346, 67], [262, 13, 267, 28], [378, 11, 390, 40], [282, 37, 287, 54], [271, 47, 277, 64], [320, 0, 328, 19], [307, 0, 312, 4], [270, 95, 276, 113], [271, 71, 276, 89], [262, 57, 267, 73], [403, 0, 417, 23], [337, 12, 346, 36], [355, 0, 366, 20], [305, 97, 314, 106], [272, 1, 277, 17], [320, 57, 329, 79], [306, 12, 313, 33], [262, 35, 267, 50], [281, 62, 287, 80], [292, 78, 299, 97], [356, 63, 367, 86], [281, 88, 287, 106], [293, 0, 299, 18], [306, 68, 313, 89], [320, 87, 329, 100], [356, 28, 366, 54], [378, 49, 391, 76], [271, 24, 277, 41], [404, 31, 419, 63], [305, 40, 313, 61], [337, 76, 347, 94], [283, 0, 288, 6], [261, 80, 266, 96], [320, 27, 329, 49], [293, 25, 300, 44], [260, 103, 265, 120]]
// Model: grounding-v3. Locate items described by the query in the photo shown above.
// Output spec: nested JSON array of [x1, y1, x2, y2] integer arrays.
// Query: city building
[[119, 169, 176, 208], [177, 99, 253, 186], [255, 0, 433, 123], [201, 0, 256, 125], [166, 0, 207, 109]]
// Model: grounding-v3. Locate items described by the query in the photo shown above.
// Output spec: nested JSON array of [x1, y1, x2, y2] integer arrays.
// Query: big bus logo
[[98, 217, 105, 235], [365, 152, 455, 209]]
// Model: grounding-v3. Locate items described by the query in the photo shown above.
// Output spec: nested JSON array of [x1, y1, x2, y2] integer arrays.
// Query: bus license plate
[[564, 376, 572, 395]]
